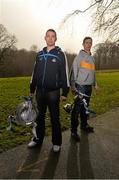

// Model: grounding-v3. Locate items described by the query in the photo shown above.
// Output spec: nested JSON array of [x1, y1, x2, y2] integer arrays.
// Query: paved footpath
[[0, 107, 119, 179]]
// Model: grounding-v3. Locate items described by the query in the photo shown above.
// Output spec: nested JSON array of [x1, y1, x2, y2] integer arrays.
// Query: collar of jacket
[[81, 49, 92, 55], [43, 46, 61, 53]]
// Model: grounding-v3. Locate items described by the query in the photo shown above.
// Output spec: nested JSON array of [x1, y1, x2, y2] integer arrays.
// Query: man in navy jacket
[[28, 29, 69, 152]]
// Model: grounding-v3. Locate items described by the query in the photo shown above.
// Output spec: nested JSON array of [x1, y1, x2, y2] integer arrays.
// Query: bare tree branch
[[92, 0, 119, 42], [60, 0, 103, 28], [59, 0, 118, 43], [0, 24, 17, 63]]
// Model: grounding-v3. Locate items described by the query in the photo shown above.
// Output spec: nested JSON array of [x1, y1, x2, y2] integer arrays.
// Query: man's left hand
[[94, 85, 100, 93]]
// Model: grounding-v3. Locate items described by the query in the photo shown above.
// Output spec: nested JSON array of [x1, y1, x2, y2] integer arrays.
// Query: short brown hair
[[46, 29, 57, 37], [83, 37, 92, 44]]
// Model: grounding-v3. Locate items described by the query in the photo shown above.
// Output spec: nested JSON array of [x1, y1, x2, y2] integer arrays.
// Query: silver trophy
[[7, 97, 38, 131]]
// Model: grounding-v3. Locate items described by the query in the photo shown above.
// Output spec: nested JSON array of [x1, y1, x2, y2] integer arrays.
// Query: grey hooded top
[[70, 50, 96, 88]]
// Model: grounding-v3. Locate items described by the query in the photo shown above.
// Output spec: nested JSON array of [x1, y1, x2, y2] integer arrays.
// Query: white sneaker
[[28, 140, 37, 148], [53, 145, 61, 152]]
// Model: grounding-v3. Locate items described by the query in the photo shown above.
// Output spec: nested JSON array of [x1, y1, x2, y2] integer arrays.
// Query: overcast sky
[[0, 0, 103, 53]]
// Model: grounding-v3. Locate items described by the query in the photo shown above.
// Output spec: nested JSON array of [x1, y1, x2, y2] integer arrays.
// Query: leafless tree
[[92, 0, 119, 43], [94, 41, 119, 69], [60, 0, 119, 43], [60, 0, 101, 25], [0, 24, 17, 63]]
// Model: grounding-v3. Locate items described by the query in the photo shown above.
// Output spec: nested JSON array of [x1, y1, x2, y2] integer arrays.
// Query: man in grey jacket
[[70, 37, 99, 141]]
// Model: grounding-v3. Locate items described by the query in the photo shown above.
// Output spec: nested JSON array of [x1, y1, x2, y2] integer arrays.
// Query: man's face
[[83, 39, 92, 52], [45, 31, 57, 47]]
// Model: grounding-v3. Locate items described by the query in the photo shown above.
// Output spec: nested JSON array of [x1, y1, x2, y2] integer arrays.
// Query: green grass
[[90, 72, 119, 113], [0, 72, 119, 153]]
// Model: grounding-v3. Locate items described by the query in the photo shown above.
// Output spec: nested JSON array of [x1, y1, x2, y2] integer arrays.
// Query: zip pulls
[[42, 51, 48, 87]]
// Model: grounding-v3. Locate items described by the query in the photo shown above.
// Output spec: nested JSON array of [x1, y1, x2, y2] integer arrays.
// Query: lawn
[[0, 71, 119, 152]]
